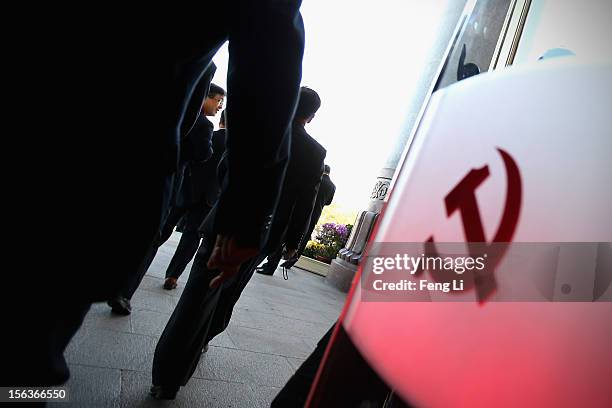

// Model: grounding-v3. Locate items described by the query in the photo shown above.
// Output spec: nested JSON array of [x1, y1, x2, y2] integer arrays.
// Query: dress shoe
[[163, 277, 178, 290], [150, 385, 178, 400], [107, 296, 131, 315], [255, 267, 274, 276]]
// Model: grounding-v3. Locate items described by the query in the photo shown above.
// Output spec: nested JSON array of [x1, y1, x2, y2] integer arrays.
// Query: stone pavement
[[54, 232, 346, 407]]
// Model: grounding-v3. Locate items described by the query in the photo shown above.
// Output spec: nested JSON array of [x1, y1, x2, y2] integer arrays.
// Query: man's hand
[[207, 235, 259, 288], [282, 247, 297, 260]]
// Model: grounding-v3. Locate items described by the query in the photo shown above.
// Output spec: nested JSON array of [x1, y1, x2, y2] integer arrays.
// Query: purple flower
[[335, 225, 348, 237]]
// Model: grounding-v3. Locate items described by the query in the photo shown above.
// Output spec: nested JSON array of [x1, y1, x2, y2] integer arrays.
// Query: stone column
[[326, 1, 469, 292]]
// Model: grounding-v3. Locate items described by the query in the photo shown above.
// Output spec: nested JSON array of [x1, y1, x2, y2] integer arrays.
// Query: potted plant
[[304, 223, 353, 264]]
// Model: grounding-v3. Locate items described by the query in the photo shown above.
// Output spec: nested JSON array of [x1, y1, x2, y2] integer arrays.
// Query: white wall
[[514, 0, 612, 64]]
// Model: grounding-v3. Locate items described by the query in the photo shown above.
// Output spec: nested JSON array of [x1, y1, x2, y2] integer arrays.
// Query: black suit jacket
[[265, 123, 326, 253], [308, 174, 335, 230], [318, 175, 336, 207], [296, 174, 335, 249], [201, 128, 226, 206], [22, 2, 307, 389], [175, 115, 214, 208]]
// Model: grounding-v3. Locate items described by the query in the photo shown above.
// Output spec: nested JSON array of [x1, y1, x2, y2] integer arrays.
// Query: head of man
[[294, 86, 321, 125], [202, 83, 225, 116]]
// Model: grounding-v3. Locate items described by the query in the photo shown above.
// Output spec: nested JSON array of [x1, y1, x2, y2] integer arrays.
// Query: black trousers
[[152, 238, 265, 387], [9, 302, 92, 387], [165, 230, 201, 279], [119, 205, 186, 299], [298, 211, 319, 256], [258, 244, 284, 274], [18, 170, 170, 387], [121, 199, 212, 297], [282, 208, 322, 269], [164, 202, 212, 280]]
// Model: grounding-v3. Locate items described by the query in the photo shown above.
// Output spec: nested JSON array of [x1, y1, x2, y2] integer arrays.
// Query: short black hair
[[294, 87, 321, 120], [324, 164, 330, 174], [219, 109, 226, 126], [208, 83, 225, 97]]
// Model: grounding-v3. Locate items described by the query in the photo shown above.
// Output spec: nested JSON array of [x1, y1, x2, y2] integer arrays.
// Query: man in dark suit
[[108, 84, 225, 315], [150, 87, 326, 400], [258, 164, 336, 274], [294, 164, 336, 263], [163, 110, 228, 290], [20, 1, 305, 388]]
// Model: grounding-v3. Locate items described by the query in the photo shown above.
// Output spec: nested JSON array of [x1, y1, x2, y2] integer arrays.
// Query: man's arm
[[325, 182, 336, 206], [180, 62, 216, 138], [212, 1, 305, 249], [188, 121, 214, 164], [208, 1, 305, 285], [177, 64, 216, 166]]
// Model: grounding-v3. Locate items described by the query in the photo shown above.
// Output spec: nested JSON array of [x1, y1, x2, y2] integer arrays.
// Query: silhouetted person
[[150, 87, 325, 400], [107, 83, 225, 315], [259, 163, 335, 273], [292, 164, 335, 266], [163, 110, 227, 290], [19, 2, 305, 388]]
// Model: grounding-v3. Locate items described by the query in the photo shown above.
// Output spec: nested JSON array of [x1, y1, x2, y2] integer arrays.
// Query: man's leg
[[107, 236, 159, 315], [255, 245, 283, 275], [282, 217, 317, 269], [299, 218, 317, 256], [163, 230, 201, 287], [11, 301, 91, 387], [152, 0, 307, 396], [152, 241, 266, 398], [205, 255, 265, 342], [151, 244, 225, 397], [121, 239, 158, 299], [124, 179, 188, 299], [163, 205, 211, 288], [108, 206, 186, 314]]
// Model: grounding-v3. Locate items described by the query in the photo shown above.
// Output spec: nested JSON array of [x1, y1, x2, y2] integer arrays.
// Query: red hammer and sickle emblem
[[422, 148, 522, 303]]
